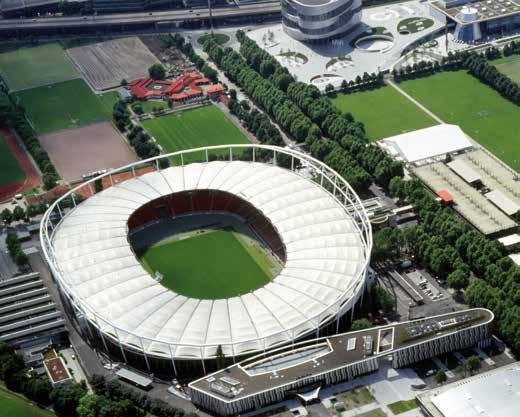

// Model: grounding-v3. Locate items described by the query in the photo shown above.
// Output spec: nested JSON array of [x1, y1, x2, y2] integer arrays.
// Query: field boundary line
[[386, 79, 444, 124]]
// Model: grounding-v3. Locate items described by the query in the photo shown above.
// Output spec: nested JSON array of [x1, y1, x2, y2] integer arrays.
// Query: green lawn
[[0, 42, 78, 91], [132, 99, 170, 114], [98, 91, 121, 114], [197, 33, 230, 46], [399, 70, 520, 171], [13, 79, 111, 134], [387, 399, 419, 414], [142, 105, 249, 163], [331, 87, 437, 141], [0, 387, 54, 417], [357, 409, 387, 417], [493, 55, 520, 83], [0, 133, 25, 187], [140, 229, 272, 299]]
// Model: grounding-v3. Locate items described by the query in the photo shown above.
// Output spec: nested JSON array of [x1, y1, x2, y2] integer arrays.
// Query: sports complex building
[[281, 0, 362, 41], [40, 145, 372, 376], [189, 308, 494, 415]]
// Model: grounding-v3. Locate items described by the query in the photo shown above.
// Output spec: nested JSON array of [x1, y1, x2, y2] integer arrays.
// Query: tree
[[447, 268, 470, 292], [351, 319, 373, 331], [371, 285, 395, 313], [215, 344, 226, 370], [435, 370, 447, 384], [1, 208, 12, 225], [466, 356, 481, 374], [121, 79, 128, 87], [148, 63, 166, 80], [51, 383, 88, 417], [325, 83, 335, 94], [12, 206, 25, 222]]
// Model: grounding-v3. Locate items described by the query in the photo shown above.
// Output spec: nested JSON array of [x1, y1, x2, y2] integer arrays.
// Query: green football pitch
[[0, 387, 54, 417], [399, 70, 520, 171], [0, 42, 78, 92], [140, 229, 274, 299], [13, 79, 111, 134], [142, 105, 249, 163], [0, 133, 25, 187], [331, 86, 437, 141], [494, 55, 520, 83]]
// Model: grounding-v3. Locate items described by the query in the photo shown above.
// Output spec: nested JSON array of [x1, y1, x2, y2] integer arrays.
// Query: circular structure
[[369, 9, 399, 22], [355, 35, 394, 52], [41, 145, 371, 368], [397, 17, 434, 34], [281, 0, 362, 41]]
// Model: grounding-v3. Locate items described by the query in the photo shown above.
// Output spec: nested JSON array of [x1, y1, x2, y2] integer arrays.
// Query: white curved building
[[281, 0, 362, 41], [41, 145, 371, 376]]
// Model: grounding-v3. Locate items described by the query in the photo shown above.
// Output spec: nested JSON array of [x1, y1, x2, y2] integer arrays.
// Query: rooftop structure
[[41, 145, 371, 370], [498, 233, 520, 248], [413, 162, 516, 235], [189, 308, 493, 415], [379, 125, 473, 165], [116, 368, 153, 389], [418, 362, 520, 417], [44, 355, 72, 386], [447, 159, 481, 185]]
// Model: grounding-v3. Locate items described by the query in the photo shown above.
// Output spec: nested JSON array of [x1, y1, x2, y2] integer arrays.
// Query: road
[[386, 79, 444, 124], [0, 2, 280, 32]]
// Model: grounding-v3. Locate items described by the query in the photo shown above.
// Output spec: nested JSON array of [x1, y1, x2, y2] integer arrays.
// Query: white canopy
[[379, 124, 473, 163]]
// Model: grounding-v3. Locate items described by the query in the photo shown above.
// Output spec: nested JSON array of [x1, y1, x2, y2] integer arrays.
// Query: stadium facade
[[189, 308, 494, 416], [281, 0, 362, 41], [41, 145, 371, 377]]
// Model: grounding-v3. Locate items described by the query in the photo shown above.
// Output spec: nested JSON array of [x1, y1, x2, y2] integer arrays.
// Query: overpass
[[0, 2, 281, 35]]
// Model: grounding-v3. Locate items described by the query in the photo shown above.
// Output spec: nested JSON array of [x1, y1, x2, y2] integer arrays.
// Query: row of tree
[[0, 90, 59, 189], [235, 31, 403, 189], [383, 176, 520, 352], [126, 124, 164, 162], [5, 232, 28, 267], [1, 206, 25, 225], [336, 72, 385, 95]]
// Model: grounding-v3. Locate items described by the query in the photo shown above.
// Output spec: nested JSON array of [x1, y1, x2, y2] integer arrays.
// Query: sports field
[[494, 55, 520, 83], [331, 87, 437, 141], [13, 79, 110, 134], [0, 387, 54, 417], [141, 228, 273, 299], [0, 133, 25, 186], [0, 43, 78, 91], [142, 105, 249, 163], [400, 70, 520, 171]]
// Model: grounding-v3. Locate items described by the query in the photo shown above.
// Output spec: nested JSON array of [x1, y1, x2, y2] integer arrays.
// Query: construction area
[[67, 37, 160, 90]]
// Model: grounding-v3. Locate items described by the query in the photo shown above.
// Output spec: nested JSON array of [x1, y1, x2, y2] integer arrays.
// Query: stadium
[[40, 144, 372, 377]]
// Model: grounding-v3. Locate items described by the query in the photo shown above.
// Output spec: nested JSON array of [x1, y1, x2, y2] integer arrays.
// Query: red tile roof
[[437, 190, 454, 204]]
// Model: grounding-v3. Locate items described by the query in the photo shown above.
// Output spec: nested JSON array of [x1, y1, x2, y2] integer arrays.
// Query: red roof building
[[129, 71, 219, 102], [44, 356, 72, 386], [436, 190, 454, 204]]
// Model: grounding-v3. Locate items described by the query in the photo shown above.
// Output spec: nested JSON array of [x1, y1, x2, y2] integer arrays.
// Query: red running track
[[0, 127, 42, 203]]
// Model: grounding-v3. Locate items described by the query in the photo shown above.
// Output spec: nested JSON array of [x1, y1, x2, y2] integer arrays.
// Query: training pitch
[[331, 86, 437, 141], [0, 132, 25, 187], [142, 105, 249, 162], [13, 79, 110, 134], [0, 42, 78, 92], [141, 228, 274, 299], [400, 70, 520, 171]]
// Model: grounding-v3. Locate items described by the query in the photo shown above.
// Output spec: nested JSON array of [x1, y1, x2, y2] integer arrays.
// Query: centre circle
[[128, 190, 286, 299]]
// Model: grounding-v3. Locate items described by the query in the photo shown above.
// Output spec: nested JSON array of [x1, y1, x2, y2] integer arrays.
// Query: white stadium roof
[[49, 159, 369, 360], [379, 124, 473, 163]]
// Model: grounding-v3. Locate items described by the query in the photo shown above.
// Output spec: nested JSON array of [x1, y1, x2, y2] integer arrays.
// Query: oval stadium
[[40, 145, 371, 376]]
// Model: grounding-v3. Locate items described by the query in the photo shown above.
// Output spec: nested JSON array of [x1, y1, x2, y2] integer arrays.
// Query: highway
[[0, 2, 281, 31]]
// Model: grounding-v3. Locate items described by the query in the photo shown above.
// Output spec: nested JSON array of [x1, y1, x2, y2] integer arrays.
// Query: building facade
[[281, 0, 362, 41]]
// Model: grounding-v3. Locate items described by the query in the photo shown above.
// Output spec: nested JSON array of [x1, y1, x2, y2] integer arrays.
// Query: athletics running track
[[0, 127, 41, 203]]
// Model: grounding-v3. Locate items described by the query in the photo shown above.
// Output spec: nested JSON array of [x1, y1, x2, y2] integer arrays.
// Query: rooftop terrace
[[189, 308, 492, 403]]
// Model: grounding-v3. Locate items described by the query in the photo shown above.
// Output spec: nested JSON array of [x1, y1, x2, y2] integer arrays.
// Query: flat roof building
[[44, 355, 72, 386], [379, 125, 474, 165]]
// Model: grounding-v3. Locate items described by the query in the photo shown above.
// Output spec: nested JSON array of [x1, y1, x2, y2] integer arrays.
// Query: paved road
[[0, 3, 280, 31], [386, 79, 444, 124]]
